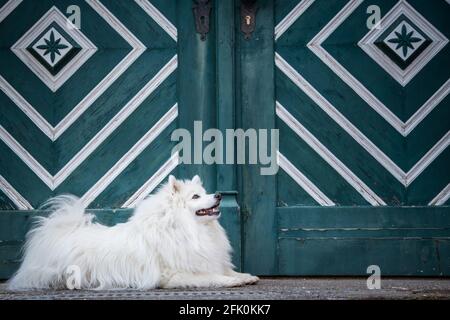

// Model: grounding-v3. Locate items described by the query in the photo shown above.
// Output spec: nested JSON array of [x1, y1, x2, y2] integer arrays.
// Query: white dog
[[8, 175, 258, 290]]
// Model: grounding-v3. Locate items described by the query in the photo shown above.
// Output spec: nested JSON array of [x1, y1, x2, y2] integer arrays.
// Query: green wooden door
[[1, 0, 449, 279], [240, 0, 450, 275], [0, 0, 244, 278]]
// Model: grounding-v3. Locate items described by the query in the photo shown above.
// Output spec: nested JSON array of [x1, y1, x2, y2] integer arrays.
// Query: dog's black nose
[[215, 193, 222, 200]]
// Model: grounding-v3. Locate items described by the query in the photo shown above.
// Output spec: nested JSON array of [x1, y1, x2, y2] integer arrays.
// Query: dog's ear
[[192, 175, 202, 185], [168, 175, 180, 193]]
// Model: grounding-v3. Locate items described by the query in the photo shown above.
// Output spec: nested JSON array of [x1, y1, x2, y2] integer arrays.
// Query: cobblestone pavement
[[1, 278, 449, 300]]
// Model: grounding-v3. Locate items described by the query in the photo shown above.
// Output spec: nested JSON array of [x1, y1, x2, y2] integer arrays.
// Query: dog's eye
[[192, 194, 200, 199]]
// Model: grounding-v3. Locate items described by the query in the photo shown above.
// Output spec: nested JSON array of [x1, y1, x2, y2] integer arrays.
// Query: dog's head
[[167, 175, 222, 222]]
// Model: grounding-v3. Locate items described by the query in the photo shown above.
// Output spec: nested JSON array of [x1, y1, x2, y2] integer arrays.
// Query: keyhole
[[245, 15, 251, 25]]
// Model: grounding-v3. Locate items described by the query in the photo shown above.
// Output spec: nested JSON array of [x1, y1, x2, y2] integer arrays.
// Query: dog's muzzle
[[196, 194, 221, 216]]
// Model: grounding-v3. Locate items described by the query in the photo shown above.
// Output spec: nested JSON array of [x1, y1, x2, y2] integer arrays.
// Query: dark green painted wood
[[278, 206, 450, 276], [278, 120, 370, 205], [238, 0, 278, 275], [279, 238, 450, 276], [215, 0, 241, 270], [176, 0, 217, 192], [238, 0, 450, 275]]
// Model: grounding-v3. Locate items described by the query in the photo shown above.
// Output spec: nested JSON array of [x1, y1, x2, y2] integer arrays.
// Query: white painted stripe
[[0, 126, 54, 189], [81, 104, 178, 207], [429, 183, 450, 206], [406, 131, 450, 186], [276, 52, 406, 185], [122, 151, 179, 208], [276, 101, 386, 206], [306, 0, 448, 136], [0, 175, 33, 209], [277, 151, 335, 206], [53, 55, 178, 188], [404, 79, 450, 136], [275, 0, 315, 41], [134, 0, 177, 41], [0, 75, 54, 140], [0, 0, 22, 23]]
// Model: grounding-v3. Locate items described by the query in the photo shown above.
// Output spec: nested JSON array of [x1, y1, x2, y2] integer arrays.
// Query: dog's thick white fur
[[8, 175, 258, 290]]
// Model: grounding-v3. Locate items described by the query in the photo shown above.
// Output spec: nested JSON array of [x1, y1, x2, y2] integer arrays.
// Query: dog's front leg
[[161, 273, 247, 289], [225, 269, 259, 285]]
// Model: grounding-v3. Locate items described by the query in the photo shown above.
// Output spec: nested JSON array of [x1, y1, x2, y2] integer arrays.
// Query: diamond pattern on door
[[0, 0, 178, 209], [275, 0, 450, 206], [11, 6, 97, 91], [359, 0, 448, 86]]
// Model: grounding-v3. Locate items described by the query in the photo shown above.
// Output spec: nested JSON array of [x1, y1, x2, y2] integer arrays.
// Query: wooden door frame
[[176, 0, 242, 270], [235, 0, 278, 275]]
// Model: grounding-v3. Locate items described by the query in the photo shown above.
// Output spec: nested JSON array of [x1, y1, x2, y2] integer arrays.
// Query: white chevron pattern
[[277, 151, 335, 206], [0, 56, 177, 191], [0, 1, 179, 208], [0, 174, 33, 209], [1, 0, 146, 141], [135, 0, 177, 41], [277, 102, 386, 205], [306, 0, 450, 137], [276, 52, 450, 187], [81, 104, 178, 207], [275, 0, 449, 205], [122, 151, 180, 208]]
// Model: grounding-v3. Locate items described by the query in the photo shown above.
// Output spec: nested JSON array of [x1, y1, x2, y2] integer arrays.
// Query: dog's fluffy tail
[[37, 195, 92, 230], [8, 195, 92, 290]]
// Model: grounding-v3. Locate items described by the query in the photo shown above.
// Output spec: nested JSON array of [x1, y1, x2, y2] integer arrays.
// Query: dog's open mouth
[[196, 202, 220, 216]]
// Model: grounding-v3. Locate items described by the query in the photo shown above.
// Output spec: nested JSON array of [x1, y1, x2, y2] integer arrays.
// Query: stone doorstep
[[0, 278, 449, 300]]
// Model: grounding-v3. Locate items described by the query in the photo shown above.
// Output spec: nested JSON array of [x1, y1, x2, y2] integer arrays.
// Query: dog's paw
[[242, 274, 259, 285], [231, 272, 259, 285], [221, 277, 246, 288]]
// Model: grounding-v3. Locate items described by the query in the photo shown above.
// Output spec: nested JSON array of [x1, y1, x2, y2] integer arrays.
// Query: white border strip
[[276, 101, 386, 206], [407, 131, 450, 186], [134, 0, 177, 41], [81, 104, 178, 207], [0, 75, 54, 140], [0, 125, 53, 189], [0, 174, 33, 209], [122, 151, 179, 208], [404, 79, 450, 136], [275, 0, 315, 41], [0, 0, 22, 23], [429, 183, 450, 206], [278, 151, 335, 206]]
